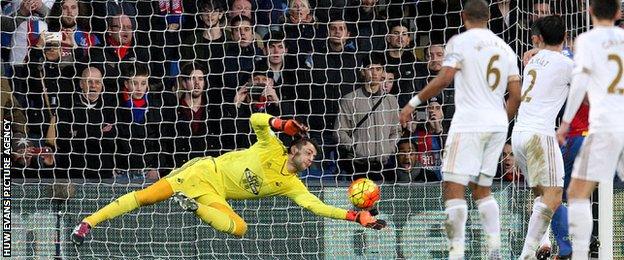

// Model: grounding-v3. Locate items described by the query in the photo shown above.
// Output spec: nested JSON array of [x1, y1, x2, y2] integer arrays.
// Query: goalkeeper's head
[[287, 137, 320, 172]]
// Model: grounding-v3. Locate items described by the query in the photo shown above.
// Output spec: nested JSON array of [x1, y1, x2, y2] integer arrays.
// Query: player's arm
[[505, 76, 522, 121], [400, 66, 456, 128], [557, 70, 589, 145], [505, 49, 522, 121], [282, 179, 386, 230], [557, 36, 591, 145]]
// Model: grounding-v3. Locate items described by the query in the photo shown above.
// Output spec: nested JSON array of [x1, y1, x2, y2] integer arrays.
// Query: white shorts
[[511, 131, 564, 187], [442, 132, 507, 186], [571, 132, 624, 182]]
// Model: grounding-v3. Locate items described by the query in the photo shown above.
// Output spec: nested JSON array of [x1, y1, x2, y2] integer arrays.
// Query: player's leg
[[567, 178, 597, 260], [193, 194, 248, 237], [518, 134, 564, 259], [567, 133, 622, 260], [471, 132, 507, 258], [440, 132, 479, 259], [470, 181, 500, 258], [72, 178, 175, 245], [442, 179, 468, 259], [84, 179, 174, 227], [523, 186, 563, 260]]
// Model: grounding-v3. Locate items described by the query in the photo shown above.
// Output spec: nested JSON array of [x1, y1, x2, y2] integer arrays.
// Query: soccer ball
[[347, 178, 380, 209]]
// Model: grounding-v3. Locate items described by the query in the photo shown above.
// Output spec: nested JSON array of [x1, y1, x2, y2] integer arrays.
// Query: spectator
[[344, 0, 387, 53], [413, 0, 462, 44], [179, 0, 227, 89], [223, 72, 281, 149], [0, 77, 27, 147], [301, 19, 358, 155], [88, 12, 159, 93], [111, 63, 173, 181], [256, 30, 305, 117], [12, 32, 75, 141], [382, 68, 396, 94], [283, 0, 326, 66], [223, 15, 263, 101], [228, 0, 253, 20], [391, 136, 441, 183], [52, 66, 115, 180], [135, 0, 182, 86], [1, 0, 54, 70], [518, 1, 552, 54], [90, 0, 136, 33], [336, 60, 400, 181], [7, 0, 55, 18], [373, 21, 417, 108], [311, 18, 361, 95], [47, 0, 98, 68], [169, 62, 221, 167], [256, 0, 288, 34], [489, 0, 518, 45], [11, 132, 54, 178], [9, 18, 47, 65], [414, 43, 455, 120], [499, 142, 524, 182], [398, 97, 444, 182]]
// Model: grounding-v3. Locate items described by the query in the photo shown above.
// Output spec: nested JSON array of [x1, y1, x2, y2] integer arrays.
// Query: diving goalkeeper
[[71, 113, 386, 245]]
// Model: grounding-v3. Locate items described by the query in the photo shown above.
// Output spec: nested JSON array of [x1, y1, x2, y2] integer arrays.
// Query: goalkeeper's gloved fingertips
[[345, 210, 358, 221]]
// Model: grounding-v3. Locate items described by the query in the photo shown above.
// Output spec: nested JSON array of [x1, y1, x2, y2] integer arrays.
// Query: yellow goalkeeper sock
[[195, 203, 247, 237], [83, 179, 174, 228], [83, 191, 140, 228]]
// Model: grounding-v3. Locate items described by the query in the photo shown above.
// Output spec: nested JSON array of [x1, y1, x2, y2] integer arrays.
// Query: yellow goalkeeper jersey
[[209, 113, 348, 220]]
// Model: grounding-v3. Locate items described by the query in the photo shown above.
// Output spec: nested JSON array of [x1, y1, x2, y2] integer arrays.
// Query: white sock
[[521, 197, 553, 257], [568, 199, 592, 260], [540, 225, 552, 248], [445, 199, 468, 257], [476, 196, 501, 250]]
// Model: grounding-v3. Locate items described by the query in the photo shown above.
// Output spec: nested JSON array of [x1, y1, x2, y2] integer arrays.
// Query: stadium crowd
[[1, 0, 586, 182]]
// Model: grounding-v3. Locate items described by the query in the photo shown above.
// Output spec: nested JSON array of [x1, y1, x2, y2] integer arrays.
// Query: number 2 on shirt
[[608, 54, 624, 95], [521, 70, 537, 102]]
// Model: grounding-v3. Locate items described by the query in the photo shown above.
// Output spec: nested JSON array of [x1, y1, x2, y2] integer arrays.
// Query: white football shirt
[[442, 28, 520, 133], [574, 26, 624, 132], [514, 50, 573, 135]]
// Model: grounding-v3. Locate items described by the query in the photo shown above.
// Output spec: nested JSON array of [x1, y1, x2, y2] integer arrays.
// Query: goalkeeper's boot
[[536, 245, 552, 260], [173, 192, 198, 212], [71, 222, 91, 246]]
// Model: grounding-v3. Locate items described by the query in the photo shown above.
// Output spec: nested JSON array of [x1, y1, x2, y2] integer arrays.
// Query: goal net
[[3, 0, 617, 259]]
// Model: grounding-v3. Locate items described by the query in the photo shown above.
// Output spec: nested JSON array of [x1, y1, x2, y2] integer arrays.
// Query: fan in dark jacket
[[53, 66, 115, 180], [108, 63, 175, 180], [165, 62, 221, 168]]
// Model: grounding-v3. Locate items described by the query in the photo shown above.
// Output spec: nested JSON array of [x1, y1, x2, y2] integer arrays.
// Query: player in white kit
[[555, 0, 624, 259], [512, 15, 573, 259], [399, 0, 521, 259]]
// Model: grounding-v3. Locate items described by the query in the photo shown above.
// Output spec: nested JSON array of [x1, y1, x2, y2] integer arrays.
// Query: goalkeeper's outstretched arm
[[283, 179, 386, 230]]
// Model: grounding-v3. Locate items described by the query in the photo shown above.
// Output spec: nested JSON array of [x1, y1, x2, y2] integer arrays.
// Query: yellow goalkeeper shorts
[[164, 156, 224, 199]]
